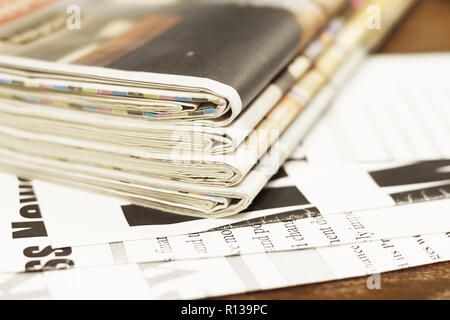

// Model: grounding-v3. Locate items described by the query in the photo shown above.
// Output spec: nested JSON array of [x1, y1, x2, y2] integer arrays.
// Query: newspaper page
[[0, 231, 448, 299], [294, 53, 450, 163], [0, 154, 445, 247], [0, 169, 449, 272]]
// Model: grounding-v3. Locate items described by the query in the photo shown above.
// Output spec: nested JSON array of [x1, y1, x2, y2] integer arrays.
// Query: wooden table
[[224, 0, 450, 300]]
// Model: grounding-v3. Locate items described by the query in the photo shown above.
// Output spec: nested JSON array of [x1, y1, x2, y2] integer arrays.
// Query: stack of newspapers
[[0, 0, 389, 217], [1, 0, 449, 300]]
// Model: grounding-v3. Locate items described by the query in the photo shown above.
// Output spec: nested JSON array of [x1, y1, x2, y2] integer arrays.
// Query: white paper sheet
[[295, 53, 450, 163], [32, 158, 450, 246], [3, 168, 450, 274], [1, 164, 449, 274], [1, 231, 448, 299]]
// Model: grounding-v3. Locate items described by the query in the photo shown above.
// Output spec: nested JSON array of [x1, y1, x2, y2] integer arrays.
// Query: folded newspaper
[[0, 0, 351, 184], [0, 0, 415, 217], [0, 0, 346, 154]]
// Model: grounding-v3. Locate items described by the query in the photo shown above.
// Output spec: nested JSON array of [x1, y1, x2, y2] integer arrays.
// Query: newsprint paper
[[0, 0, 415, 218], [23, 157, 448, 246], [0, 232, 449, 299]]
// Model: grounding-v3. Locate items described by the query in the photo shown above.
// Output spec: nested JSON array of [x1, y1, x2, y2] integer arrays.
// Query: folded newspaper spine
[[0, 0, 415, 217]]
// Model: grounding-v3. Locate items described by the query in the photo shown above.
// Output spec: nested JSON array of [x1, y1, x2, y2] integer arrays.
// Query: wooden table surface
[[223, 0, 450, 300]]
